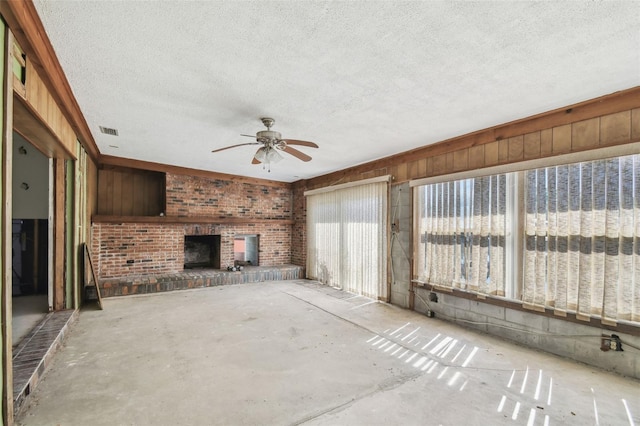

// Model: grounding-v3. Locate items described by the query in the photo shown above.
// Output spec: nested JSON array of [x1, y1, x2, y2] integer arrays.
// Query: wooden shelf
[[92, 215, 294, 225]]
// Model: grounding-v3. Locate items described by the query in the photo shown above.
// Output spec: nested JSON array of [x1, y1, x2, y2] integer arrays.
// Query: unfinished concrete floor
[[16, 280, 640, 425]]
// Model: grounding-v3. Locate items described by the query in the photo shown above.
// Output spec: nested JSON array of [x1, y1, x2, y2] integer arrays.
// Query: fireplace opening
[[234, 234, 258, 266], [184, 235, 221, 269]]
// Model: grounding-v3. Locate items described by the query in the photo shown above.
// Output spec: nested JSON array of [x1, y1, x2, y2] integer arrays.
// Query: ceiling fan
[[211, 117, 319, 171]]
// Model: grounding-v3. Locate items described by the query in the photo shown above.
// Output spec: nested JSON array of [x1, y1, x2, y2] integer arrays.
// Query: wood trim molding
[[1, 1, 100, 162], [100, 155, 293, 188], [92, 215, 294, 225]]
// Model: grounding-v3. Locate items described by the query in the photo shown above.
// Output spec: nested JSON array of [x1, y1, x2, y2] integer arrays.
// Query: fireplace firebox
[[184, 235, 221, 269]]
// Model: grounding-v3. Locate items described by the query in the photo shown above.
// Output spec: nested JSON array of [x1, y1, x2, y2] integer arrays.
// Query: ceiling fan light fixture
[[266, 147, 283, 163], [254, 147, 266, 162]]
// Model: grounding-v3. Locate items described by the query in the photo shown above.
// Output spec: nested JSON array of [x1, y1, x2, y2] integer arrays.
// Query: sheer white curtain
[[523, 154, 640, 323], [415, 175, 507, 296], [306, 178, 388, 299]]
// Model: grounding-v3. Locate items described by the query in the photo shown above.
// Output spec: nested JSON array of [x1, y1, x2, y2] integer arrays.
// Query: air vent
[[99, 126, 119, 136]]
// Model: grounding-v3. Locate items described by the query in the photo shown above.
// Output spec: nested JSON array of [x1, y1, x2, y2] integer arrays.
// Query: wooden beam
[[1, 26, 15, 426], [13, 94, 74, 159], [1, 1, 100, 162], [53, 158, 65, 310], [92, 215, 294, 226], [100, 155, 293, 189]]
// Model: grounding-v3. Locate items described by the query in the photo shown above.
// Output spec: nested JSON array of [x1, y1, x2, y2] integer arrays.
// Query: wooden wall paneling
[[395, 162, 408, 182], [571, 117, 599, 150], [498, 139, 509, 163], [432, 154, 446, 175], [96, 168, 108, 215], [484, 141, 499, 166], [600, 111, 631, 146], [452, 148, 468, 172], [523, 132, 541, 160], [112, 170, 122, 216], [540, 129, 553, 156], [632, 109, 640, 141], [468, 145, 484, 170], [24, 60, 76, 158], [552, 124, 572, 154], [445, 153, 454, 174], [508, 136, 524, 162], [132, 172, 145, 216], [120, 170, 134, 216]]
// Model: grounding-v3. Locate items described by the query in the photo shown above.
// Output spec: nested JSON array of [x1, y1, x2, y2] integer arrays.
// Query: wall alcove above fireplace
[[184, 235, 221, 269]]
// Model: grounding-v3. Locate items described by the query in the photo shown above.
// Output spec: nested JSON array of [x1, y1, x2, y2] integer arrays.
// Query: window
[[523, 155, 640, 324], [413, 152, 640, 325], [415, 174, 515, 297], [306, 177, 389, 299]]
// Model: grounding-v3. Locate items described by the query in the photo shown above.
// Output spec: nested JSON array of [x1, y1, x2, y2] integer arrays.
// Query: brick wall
[[165, 174, 291, 218], [92, 222, 292, 278], [92, 172, 294, 279], [291, 181, 306, 267]]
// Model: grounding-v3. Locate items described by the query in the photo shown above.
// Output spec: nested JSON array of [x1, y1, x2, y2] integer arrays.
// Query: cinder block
[[537, 335, 576, 359], [454, 309, 488, 332], [505, 308, 548, 332], [441, 294, 470, 311], [390, 291, 409, 308], [574, 339, 636, 377], [469, 300, 505, 320]]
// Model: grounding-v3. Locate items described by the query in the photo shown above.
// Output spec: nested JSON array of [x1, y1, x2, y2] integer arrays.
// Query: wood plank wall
[[303, 88, 640, 190], [97, 167, 165, 216], [18, 58, 76, 158]]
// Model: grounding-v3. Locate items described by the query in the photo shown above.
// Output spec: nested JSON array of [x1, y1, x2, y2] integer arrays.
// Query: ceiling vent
[[99, 126, 119, 136]]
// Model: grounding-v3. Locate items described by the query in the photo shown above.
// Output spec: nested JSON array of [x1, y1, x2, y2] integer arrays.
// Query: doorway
[[11, 133, 50, 347]]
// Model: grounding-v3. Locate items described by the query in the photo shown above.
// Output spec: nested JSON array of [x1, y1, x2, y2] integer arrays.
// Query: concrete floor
[[16, 281, 640, 425]]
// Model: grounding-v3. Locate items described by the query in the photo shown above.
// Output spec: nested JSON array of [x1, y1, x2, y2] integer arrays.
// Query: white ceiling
[[33, 1, 640, 182]]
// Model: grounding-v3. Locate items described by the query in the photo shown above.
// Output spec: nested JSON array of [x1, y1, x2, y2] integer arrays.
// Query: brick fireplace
[[91, 169, 295, 280]]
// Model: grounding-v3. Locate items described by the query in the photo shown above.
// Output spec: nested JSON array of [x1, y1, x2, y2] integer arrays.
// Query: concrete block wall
[[92, 222, 292, 279], [165, 173, 292, 218], [389, 183, 411, 307], [414, 287, 640, 379]]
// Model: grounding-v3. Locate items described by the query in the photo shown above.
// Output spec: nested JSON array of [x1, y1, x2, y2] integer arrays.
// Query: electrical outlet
[[601, 334, 624, 352]]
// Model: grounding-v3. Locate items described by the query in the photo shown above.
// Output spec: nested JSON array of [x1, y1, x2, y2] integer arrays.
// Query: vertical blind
[[523, 154, 640, 323], [306, 180, 388, 299], [415, 175, 507, 296]]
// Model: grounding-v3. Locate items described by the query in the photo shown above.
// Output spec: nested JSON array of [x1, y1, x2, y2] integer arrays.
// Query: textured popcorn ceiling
[[33, 1, 640, 182]]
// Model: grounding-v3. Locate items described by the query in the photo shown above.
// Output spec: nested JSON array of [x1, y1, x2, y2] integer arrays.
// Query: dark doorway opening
[[184, 235, 221, 269]]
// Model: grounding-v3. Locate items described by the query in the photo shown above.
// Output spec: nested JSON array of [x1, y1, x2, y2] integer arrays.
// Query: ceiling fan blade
[[211, 142, 259, 153], [282, 146, 312, 162], [282, 139, 319, 148], [240, 134, 257, 138], [252, 147, 264, 164]]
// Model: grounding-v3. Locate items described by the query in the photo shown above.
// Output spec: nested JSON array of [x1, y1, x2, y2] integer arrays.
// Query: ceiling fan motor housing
[[256, 130, 282, 143]]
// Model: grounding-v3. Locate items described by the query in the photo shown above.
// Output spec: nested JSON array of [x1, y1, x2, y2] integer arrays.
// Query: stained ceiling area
[[33, 1, 640, 182]]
